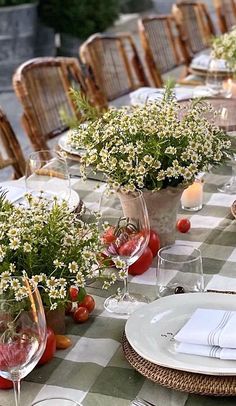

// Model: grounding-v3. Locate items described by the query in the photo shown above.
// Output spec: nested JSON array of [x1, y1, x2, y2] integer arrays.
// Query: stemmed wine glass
[[216, 106, 236, 194], [99, 189, 150, 315], [0, 275, 47, 406], [25, 150, 71, 202], [205, 57, 231, 98]]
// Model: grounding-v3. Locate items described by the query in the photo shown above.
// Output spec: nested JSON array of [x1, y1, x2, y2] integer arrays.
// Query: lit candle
[[223, 78, 236, 97], [181, 180, 203, 211]]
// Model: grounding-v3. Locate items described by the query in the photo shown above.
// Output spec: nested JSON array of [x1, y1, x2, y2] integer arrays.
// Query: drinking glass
[[99, 190, 150, 315], [216, 106, 236, 194], [0, 275, 47, 406], [25, 150, 71, 202], [32, 398, 81, 406], [156, 244, 204, 298], [205, 57, 231, 98]]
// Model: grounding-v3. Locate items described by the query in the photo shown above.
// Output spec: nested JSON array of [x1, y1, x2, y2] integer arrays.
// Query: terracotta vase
[[45, 307, 66, 334], [118, 187, 183, 248]]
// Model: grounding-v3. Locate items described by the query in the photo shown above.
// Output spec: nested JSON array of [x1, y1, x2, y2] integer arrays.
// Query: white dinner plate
[[0, 181, 80, 213], [58, 133, 86, 157], [190, 54, 229, 73], [125, 292, 236, 375]]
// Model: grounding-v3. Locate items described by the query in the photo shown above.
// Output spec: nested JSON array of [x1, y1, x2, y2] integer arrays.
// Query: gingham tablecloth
[[1, 164, 236, 406]]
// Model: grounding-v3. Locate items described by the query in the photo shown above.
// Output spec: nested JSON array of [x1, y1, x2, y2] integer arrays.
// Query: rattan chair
[[138, 15, 191, 87], [213, 0, 236, 33], [13, 57, 104, 160], [80, 33, 149, 104], [173, 2, 216, 56], [0, 108, 25, 179]]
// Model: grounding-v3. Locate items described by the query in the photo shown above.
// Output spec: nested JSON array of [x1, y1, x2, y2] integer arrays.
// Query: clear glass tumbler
[[156, 244, 204, 298], [31, 398, 81, 406], [25, 150, 71, 202]]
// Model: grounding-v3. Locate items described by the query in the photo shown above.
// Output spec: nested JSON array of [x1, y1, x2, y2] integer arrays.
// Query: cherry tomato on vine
[[148, 230, 160, 257], [176, 218, 191, 233], [118, 239, 138, 256], [128, 247, 153, 275], [38, 327, 56, 366], [69, 286, 79, 302], [79, 295, 95, 313], [73, 306, 89, 323], [102, 226, 116, 244]]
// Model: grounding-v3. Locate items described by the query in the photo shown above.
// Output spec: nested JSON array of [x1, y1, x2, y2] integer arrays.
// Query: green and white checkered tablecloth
[[1, 165, 236, 406]]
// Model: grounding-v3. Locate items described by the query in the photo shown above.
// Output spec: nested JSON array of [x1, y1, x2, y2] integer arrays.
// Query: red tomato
[[148, 230, 160, 257], [69, 286, 79, 302], [128, 247, 153, 275], [176, 218, 191, 233], [73, 306, 89, 323], [118, 239, 138, 256], [102, 226, 116, 244], [80, 295, 95, 313], [38, 327, 56, 366], [0, 376, 13, 389]]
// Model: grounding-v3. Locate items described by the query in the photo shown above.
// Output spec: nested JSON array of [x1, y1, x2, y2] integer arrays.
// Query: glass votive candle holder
[[181, 179, 203, 211]]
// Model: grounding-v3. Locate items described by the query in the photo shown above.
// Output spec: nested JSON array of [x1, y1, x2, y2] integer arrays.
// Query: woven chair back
[[0, 109, 25, 179], [13, 57, 89, 156], [214, 0, 236, 33], [138, 15, 189, 87], [80, 33, 149, 103], [174, 2, 215, 55]]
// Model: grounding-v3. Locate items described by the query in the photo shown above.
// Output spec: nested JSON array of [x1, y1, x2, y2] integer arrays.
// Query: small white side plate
[[58, 133, 86, 157], [0, 181, 80, 213]]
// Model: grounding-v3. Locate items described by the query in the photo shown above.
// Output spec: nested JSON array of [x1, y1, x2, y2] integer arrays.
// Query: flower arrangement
[[0, 192, 121, 309], [212, 27, 236, 71], [68, 88, 231, 192]]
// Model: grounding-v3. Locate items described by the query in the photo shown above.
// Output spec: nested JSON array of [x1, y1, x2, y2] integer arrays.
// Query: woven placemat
[[122, 333, 236, 397]]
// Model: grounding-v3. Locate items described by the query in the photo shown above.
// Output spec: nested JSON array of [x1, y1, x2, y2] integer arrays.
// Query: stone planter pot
[[45, 307, 65, 334], [0, 3, 37, 91], [142, 187, 184, 247], [58, 33, 82, 57], [118, 187, 184, 248]]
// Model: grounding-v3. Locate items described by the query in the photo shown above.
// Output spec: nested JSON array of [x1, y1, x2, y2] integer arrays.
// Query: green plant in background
[[0, 0, 34, 5], [39, 0, 119, 39], [120, 0, 153, 13]]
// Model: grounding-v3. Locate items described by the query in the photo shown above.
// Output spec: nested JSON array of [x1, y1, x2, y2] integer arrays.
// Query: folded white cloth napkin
[[175, 308, 236, 348], [129, 86, 196, 105], [190, 54, 211, 70], [205, 275, 236, 293], [0, 184, 25, 203], [176, 342, 236, 360]]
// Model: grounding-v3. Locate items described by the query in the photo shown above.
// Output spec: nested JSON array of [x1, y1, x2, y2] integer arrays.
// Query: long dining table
[[1, 148, 236, 405]]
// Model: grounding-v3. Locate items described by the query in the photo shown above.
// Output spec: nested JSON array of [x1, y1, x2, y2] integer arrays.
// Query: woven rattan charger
[[122, 333, 236, 397]]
